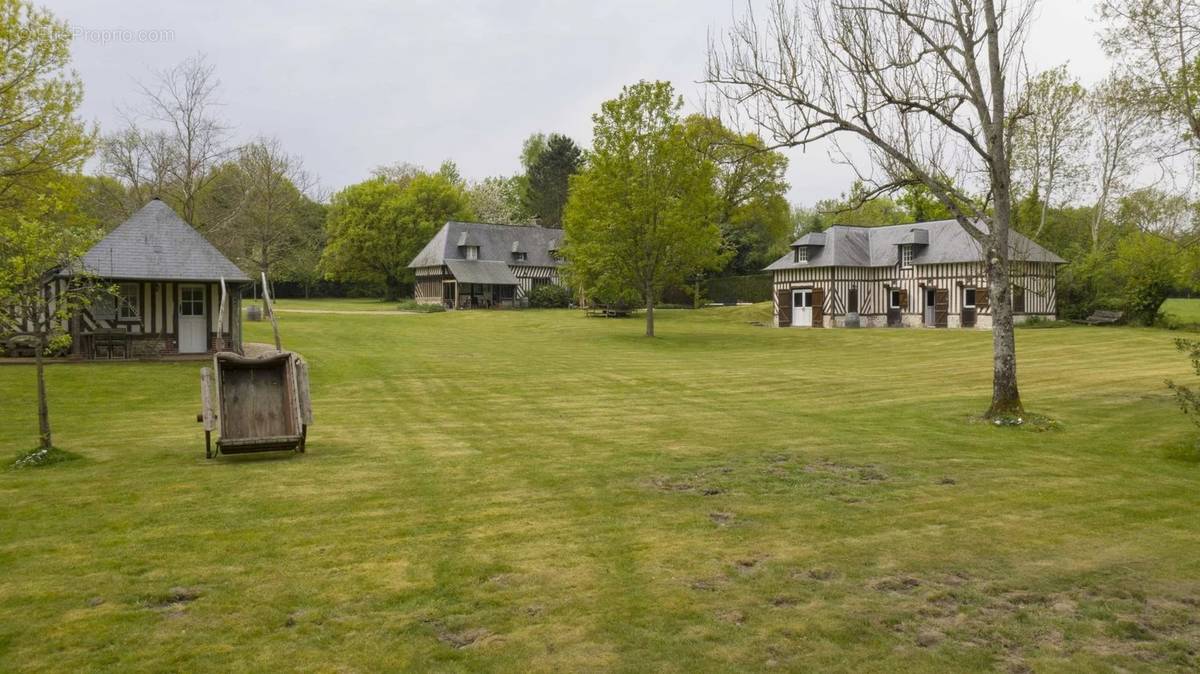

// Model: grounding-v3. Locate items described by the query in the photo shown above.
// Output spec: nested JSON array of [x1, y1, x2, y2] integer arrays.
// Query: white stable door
[[178, 284, 208, 353], [792, 289, 813, 328]]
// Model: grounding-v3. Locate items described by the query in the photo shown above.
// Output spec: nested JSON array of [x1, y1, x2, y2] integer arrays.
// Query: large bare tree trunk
[[986, 254, 1022, 417]]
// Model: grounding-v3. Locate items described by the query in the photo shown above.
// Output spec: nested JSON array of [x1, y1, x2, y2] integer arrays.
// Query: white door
[[924, 288, 936, 326], [792, 289, 812, 327], [178, 284, 207, 353]]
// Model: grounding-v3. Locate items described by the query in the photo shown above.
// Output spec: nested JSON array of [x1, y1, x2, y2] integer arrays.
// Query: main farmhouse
[[409, 221, 563, 308], [31, 199, 251, 359], [765, 219, 1064, 329]]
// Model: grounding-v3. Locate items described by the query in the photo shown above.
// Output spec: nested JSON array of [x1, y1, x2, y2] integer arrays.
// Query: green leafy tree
[[563, 81, 723, 337], [276, 198, 327, 298], [682, 115, 791, 275], [524, 133, 583, 228], [0, 0, 98, 449], [1167, 338, 1200, 439], [321, 172, 472, 300], [467, 175, 531, 224]]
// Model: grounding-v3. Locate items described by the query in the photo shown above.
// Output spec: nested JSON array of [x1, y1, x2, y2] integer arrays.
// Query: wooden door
[[934, 288, 949, 328], [962, 287, 977, 328], [178, 284, 207, 353], [776, 288, 791, 326], [811, 287, 825, 327], [887, 289, 903, 327]]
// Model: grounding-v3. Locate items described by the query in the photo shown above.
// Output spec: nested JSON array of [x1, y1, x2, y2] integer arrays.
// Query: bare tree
[[228, 137, 317, 308], [98, 126, 178, 213], [1088, 76, 1151, 249], [1012, 65, 1090, 237], [136, 54, 231, 226], [706, 0, 1037, 418]]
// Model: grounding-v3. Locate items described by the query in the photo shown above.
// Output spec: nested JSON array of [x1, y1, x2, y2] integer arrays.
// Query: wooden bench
[[88, 328, 131, 359], [1075, 310, 1124, 325], [585, 304, 632, 318]]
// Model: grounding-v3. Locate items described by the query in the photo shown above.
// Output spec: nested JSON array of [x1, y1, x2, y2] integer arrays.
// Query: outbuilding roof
[[75, 199, 250, 282], [409, 221, 562, 269], [765, 219, 1065, 271]]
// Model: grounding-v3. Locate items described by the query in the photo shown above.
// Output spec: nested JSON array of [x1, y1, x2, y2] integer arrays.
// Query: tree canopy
[[564, 81, 723, 337], [320, 171, 472, 300]]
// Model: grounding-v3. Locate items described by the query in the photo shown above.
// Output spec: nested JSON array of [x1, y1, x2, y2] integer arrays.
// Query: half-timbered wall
[[19, 278, 246, 356], [771, 261, 1057, 328]]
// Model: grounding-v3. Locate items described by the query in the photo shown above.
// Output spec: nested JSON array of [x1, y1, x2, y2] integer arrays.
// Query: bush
[[396, 300, 445, 313], [527, 284, 571, 308]]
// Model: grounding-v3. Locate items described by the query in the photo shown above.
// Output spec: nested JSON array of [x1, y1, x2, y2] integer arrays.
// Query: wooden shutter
[[934, 288, 949, 328], [976, 286, 989, 311], [898, 288, 909, 312], [1012, 285, 1026, 313], [776, 288, 791, 327], [812, 287, 825, 327]]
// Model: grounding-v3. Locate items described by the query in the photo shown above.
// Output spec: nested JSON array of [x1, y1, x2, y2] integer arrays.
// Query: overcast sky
[[50, 0, 1111, 205]]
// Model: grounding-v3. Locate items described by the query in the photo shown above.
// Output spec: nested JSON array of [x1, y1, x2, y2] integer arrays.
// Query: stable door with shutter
[[178, 284, 208, 353], [792, 289, 813, 327]]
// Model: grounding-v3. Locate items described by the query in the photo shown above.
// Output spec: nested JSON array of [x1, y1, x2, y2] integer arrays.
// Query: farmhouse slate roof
[[409, 221, 562, 269], [766, 219, 1065, 271], [444, 259, 520, 285], [75, 199, 250, 282]]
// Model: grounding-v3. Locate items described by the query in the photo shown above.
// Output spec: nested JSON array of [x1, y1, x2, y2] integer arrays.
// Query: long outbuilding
[[408, 221, 564, 308], [764, 219, 1065, 328]]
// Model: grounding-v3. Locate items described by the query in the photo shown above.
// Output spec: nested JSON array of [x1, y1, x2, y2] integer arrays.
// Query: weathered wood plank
[[200, 367, 216, 432], [296, 358, 314, 426]]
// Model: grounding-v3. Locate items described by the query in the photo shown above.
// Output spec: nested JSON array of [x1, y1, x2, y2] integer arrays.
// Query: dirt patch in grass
[[143, 587, 201, 612], [873, 576, 922, 593], [867, 571, 1200, 669], [421, 617, 496, 649], [709, 511, 735, 526], [438, 627, 493, 649]]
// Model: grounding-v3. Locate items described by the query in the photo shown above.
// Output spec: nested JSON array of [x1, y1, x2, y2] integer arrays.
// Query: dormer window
[[464, 245, 479, 260], [900, 244, 913, 268], [513, 251, 528, 262], [794, 246, 808, 263]]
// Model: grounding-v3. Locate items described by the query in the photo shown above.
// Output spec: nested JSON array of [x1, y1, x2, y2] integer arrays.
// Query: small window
[[964, 288, 976, 308], [900, 244, 913, 268], [794, 246, 808, 263], [179, 286, 205, 317], [847, 288, 859, 314], [118, 283, 140, 320], [889, 289, 901, 309], [513, 251, 528, 262], [465, 246, 480, 260]]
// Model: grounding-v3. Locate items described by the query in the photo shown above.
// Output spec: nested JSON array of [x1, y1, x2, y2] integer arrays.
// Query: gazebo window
[[117, 283, 140, 320]]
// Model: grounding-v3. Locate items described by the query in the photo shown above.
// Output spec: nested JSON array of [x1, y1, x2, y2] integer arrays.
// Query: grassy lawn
[[2, 302, 1199, 672], [1163, 298, 1200, 325], [269, 297, 408, 313]]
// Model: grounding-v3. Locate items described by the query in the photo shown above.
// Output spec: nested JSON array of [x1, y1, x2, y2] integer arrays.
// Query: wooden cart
[[197, 274, 313, 458]]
